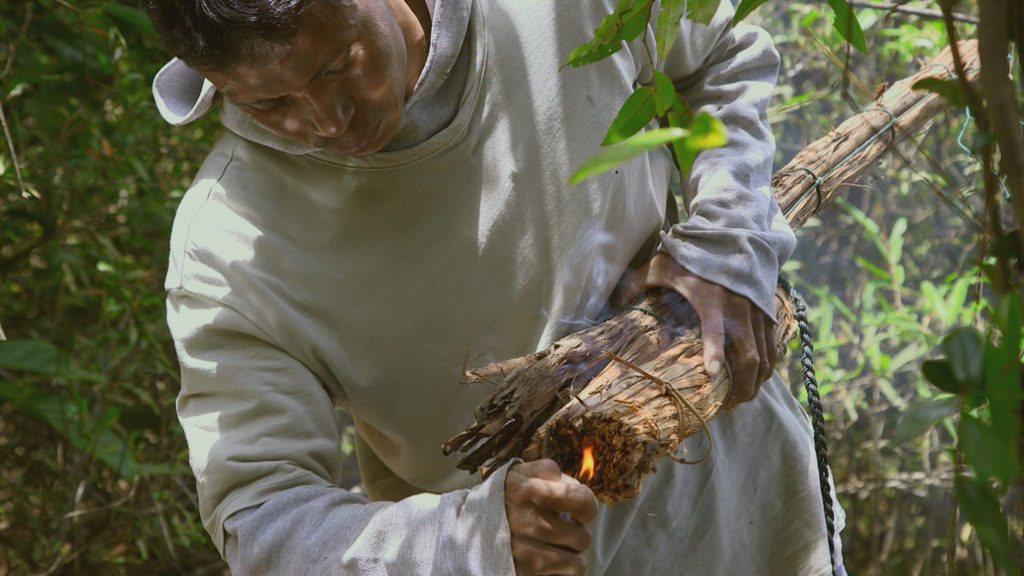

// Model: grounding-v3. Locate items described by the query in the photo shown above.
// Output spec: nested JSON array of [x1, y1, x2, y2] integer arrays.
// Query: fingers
[[719, 309, 756, 412], [712, 296, 775, 413], [615, 253, 781, 412], [511, 540, 589, 576], [507, 460, 599, 527], [755, 311, 776, 385], [506, 460, 598, 576]]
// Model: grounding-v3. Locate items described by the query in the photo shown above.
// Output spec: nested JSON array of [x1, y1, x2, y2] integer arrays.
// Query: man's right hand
[[505, 459, 599, 575]]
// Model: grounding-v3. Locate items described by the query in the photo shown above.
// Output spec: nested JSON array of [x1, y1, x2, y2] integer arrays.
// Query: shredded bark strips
[[443, 287, 797, 503]]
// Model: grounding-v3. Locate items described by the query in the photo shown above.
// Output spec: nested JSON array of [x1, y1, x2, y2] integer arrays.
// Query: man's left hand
[[617, 253, 777, 412]]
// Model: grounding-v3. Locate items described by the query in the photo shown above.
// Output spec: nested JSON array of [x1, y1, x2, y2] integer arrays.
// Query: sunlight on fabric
[[181, 411, 222, 471]]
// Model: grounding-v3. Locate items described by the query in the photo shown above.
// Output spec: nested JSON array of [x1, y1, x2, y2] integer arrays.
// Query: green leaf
[[987, 229, 1021, 262], [993, 292, 1022, 350], [733, 0, 770, 24], [961, 414, 1016, 484], [680, 111, 728, 150], [955, 475, 1017, 572], [912, 77, 968, 108], [656, 0, 689, 59], [570, 127, 688, 185], [103, 3, 155, 36], [0, 339, 58, 374], [602, 86, 658, 145], [664, 104, 726, 176], [565, 0, 655, 67], [887, 218, 906, 266], [0, 380, 171, 478], [942, 327, 984, 390], [922, 359, 961, 395], [827, 0, 868, 53], [984, 294, 1023, 459], [652, 70, 677, 116], [687, 0, 721, 26], [855, 256, 890, 281], [890, 395, 959, 445], [667, 105, 696, 175]]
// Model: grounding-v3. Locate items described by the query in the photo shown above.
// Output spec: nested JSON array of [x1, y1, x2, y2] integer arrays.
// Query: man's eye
[[323, 61, 350, 79], [323, 47, 354, 78], [246, 98, 283, 112]]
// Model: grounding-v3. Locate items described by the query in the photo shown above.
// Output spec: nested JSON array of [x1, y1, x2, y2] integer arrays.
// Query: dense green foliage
[[762, 2, 1023, 572], [1, 0, 1020, 574], [0, 1, 223, 573]]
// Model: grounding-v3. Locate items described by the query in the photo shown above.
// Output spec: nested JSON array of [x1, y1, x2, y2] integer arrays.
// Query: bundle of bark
[[442, 40, 980, 503]]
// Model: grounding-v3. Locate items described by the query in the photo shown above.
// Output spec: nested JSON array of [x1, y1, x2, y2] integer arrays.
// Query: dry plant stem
[[946, 417, 965, 576], [1, 3, 33, 80], [776, 40, 982, 229], [978, 0, 1024, 268], [800, 27, 872, 102], [0, 98, 26, 196], [1015, 2, 1024, 91], [846, 1, 978, 24], [938, 6, 1010, 294]]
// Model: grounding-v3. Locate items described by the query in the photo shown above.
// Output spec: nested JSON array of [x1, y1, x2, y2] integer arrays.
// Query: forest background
[[0, 0, 1021, 574]]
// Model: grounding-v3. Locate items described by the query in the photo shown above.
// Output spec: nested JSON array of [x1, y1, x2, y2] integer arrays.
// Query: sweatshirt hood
[[152, 58, 216, 127]]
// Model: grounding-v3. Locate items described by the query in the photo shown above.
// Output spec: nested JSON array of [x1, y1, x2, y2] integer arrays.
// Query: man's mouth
[[325, 118, 384, 156]]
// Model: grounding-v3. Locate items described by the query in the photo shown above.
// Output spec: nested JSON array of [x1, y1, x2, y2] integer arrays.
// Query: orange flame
[[578, 445, 595, 483]]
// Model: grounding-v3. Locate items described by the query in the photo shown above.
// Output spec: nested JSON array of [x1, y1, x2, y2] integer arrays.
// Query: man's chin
[[317, 126, 390, 156], [320, 142, 382, 156]]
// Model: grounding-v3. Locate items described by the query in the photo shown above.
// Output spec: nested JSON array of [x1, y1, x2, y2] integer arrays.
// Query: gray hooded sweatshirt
[[154, 0, 845, 574]]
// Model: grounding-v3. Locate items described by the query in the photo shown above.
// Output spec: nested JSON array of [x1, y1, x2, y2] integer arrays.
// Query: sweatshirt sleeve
[[168, 290, 516, 575], [649, 0, 795, 318]]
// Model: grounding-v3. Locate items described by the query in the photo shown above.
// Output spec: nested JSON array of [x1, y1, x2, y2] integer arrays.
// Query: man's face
[[202, 0, 426, 156]]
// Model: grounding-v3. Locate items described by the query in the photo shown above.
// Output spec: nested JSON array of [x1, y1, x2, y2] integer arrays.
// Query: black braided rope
[[779, 278, 837, 575]]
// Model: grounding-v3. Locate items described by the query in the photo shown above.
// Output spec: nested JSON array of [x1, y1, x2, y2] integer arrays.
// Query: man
[[147, 0, 845, 573]]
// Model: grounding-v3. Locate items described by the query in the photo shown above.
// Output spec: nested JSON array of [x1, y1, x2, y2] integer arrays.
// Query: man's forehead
[[211, 0, 358, 87]]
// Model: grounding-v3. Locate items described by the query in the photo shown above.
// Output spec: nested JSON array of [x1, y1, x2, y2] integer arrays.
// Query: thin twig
[[151, 486, 182, 566], [0, 98, 26, 196], [847, 1, 979, 25], [60, 477, 139, 520], [890, 138, 982, 232], [800, 27, 873, 103], [1, 3, 34, 80]]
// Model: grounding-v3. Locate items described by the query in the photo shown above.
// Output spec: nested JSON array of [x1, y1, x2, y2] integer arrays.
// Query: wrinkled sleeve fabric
[[649, 0, 796, 318], [168, 290, 516, 575]]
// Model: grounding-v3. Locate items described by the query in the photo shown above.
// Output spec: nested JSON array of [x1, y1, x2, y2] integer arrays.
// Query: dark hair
[[145, 0, 310, 72]]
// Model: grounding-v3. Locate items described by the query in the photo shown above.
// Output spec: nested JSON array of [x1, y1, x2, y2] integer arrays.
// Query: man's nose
[[299, 91, 352, 138]]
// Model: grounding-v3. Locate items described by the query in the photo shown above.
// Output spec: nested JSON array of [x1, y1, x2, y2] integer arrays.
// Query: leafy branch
[[566, 0, 868, 186]]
